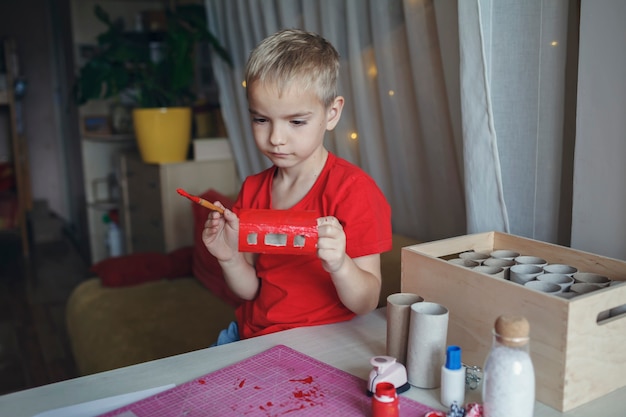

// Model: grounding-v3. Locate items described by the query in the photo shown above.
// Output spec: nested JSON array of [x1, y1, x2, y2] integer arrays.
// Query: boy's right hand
[[201, 203, 240, 263]]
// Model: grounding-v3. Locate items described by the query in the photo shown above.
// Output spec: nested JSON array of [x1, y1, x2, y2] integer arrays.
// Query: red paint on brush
[[177, 188, 199, 203], [176, 188, 225, 214]]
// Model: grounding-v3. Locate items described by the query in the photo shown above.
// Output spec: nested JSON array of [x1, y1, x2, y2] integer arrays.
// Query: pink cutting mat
[[98, 344, 438, 417]]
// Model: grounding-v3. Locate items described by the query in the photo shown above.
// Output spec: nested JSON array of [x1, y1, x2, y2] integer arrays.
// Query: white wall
[[571, 0, 626, 260]]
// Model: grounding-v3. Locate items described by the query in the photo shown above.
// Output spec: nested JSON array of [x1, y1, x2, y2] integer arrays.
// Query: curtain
[[205, 0, 466, 242], [458, 0, 573, 243]]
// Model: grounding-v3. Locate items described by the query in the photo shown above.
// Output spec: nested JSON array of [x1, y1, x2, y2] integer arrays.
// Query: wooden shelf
[[88, 200, 119, 211], [1, 38, 32, 257], [0, 191, 18, 231], [82, 133, 135, 143]]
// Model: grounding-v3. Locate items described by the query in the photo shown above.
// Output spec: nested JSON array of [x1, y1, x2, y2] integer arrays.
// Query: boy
[[203, 29, 392, 343]]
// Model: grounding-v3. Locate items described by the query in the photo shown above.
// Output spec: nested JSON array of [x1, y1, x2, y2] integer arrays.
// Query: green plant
[[75, 4, 231, 108]]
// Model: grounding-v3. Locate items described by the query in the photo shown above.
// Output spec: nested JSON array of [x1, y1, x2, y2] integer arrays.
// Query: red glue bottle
[[372, 381, 399, 417]]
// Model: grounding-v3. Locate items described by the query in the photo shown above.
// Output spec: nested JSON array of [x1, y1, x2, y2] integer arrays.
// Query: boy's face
[[247, 80, 343, 171]]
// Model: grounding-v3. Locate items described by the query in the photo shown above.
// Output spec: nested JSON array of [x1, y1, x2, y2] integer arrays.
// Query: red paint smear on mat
[[289, 376, 314, 384]]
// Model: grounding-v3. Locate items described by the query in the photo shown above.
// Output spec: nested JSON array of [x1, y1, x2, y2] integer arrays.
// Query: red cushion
[[191, 189, 244, 307], [165, 246, 194, 278], [91, 246, 193, 287]]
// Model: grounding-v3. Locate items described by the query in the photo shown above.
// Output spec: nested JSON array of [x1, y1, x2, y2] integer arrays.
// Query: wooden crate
[[400, 231, 626, 412]]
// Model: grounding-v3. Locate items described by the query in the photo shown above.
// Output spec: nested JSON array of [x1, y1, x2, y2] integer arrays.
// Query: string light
[[368, 65, 378, 78], [551, 41, 558, 47], [350, 132, 358, 140], [242, 80, 247, 88], [388, 90, 395, 96]]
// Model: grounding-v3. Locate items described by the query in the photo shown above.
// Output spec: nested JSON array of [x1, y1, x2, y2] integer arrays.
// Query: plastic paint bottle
[[103, 213, 123, 258], [372, 381, 399, 417], [440, 345, 466, 408]]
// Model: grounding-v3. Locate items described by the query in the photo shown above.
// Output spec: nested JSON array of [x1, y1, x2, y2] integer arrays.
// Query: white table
[[0, 308, 623, 417]]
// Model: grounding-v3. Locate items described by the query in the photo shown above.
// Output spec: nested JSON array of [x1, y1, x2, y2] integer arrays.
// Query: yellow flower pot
[[132, 107, 192, 163]]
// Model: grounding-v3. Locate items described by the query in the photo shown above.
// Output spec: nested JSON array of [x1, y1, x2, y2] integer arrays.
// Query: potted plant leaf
[[75, 3, 231, 163]]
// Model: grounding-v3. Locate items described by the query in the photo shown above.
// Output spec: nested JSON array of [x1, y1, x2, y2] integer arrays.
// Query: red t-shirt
[[232, 152, 392, 339]]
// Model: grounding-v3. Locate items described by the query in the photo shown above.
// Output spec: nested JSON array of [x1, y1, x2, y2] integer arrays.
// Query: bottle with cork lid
[[482, 315, 535, 417]]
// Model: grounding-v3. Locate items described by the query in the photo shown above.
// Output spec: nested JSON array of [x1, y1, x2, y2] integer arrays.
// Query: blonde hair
[[244, 29, 340, 108]]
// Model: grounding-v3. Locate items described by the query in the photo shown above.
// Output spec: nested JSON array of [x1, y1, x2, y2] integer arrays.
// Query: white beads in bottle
[[482, 315, 535, 417]]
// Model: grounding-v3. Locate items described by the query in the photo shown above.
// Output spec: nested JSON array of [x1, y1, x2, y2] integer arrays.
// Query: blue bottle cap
[[445, 345, 462, 370]]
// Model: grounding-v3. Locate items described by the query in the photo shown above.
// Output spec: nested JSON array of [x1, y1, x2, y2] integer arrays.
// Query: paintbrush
[[176, 188, 225, 214]]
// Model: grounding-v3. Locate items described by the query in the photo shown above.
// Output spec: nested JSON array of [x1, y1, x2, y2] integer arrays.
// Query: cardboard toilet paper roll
[[406, 302, 449, 388], [386, 293, 424, 365]]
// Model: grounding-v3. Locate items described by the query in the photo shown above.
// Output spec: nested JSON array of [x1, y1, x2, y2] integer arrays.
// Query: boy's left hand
[[316, 216, 347, 273]]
